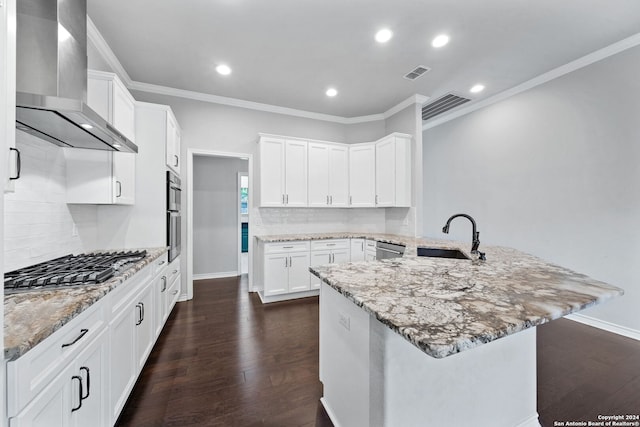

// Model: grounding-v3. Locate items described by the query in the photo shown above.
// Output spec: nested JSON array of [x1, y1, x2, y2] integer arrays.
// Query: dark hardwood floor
[[117, 276, 640, 426]]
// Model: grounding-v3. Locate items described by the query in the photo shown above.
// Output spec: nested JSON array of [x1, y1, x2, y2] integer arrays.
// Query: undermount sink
[[417, 247, 470, 260]]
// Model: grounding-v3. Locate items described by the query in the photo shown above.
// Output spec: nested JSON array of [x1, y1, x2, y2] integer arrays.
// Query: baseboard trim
[[257, 289, 320, 304], [320, 398, 341, 427], [565, 313, 640, 341], [515, 413, 542, 427], [193, 271, 238, 280]]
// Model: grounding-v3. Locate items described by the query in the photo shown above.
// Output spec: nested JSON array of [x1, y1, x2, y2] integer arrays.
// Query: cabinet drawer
[[264, 241, 310, 253], [311, 239, 349, 251], [151, 254, 168, 277], [167, 257, 180, 284], [365, 239, 377, 249], [7, 301, 106, 417], [109, 263, 153, 316]]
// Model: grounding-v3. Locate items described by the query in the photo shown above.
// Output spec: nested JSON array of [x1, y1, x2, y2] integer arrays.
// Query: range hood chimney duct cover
[[15, 0, 138, 153]]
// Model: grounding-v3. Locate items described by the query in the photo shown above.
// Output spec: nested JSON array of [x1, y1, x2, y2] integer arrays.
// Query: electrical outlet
[[72, 224, 78, 237], [338, 312, 350, 331]]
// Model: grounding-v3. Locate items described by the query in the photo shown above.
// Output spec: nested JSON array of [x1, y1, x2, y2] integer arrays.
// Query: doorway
[[186, 149, 253, 300]]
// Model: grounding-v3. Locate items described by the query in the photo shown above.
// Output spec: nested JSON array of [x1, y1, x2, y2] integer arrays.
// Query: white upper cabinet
[[2, 0, 17, 193], [87, 70, 136, 143], [349, 143, 376, 207], [65, 150, 135, 205], [308, 143, 349, 207], [258, 132, 411, 208], [258, 135, 308, 207], [375, 133, 412, 207], [165, 111, 181, 175]]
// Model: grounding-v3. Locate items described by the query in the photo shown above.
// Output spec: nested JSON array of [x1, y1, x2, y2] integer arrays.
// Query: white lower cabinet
[[310, 240, 350, 289], [365, 239, 377, 261], [262, 242, 311, 296], [7, 254, 179, 427], [350, 239, 365, 262], [10, 329, 108, 427]]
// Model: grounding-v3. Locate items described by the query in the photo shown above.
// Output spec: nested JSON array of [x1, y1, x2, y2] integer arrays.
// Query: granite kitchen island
[[310, 240, 623, 427]]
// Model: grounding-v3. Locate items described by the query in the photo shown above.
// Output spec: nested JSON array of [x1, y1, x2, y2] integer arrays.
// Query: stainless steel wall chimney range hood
[[15, 0, 138, 153]]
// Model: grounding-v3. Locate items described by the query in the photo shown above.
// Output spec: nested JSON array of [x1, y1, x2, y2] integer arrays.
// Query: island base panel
[[320, 283, 541, 427]]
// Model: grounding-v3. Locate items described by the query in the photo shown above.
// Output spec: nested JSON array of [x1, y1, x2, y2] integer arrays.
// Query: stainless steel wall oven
[[167, 171, 182, 262]]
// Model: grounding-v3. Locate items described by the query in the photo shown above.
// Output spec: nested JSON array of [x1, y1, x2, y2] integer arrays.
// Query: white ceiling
[[87, 0, 640, 118]]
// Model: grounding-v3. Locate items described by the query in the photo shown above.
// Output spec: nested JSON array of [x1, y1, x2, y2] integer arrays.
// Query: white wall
[[193, 156, 247, 276], [422, 45, 640, 332], [4, 133, 98, 271]]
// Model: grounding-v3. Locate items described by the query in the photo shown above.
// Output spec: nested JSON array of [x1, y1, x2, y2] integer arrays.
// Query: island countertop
[[4, 247, 168, 361], [310, 238, 624, 359]]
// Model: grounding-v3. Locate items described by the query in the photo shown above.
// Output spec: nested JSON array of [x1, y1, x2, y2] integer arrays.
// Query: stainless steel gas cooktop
[[4, 250, 147, 294]]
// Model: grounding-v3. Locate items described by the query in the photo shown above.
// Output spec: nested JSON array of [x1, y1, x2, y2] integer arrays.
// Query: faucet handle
[[477, 251, 486, 261]]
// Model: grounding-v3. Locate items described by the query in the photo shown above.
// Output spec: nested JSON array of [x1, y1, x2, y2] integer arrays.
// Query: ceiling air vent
[[421, 93, 471, 121], [403, 65, 431, 81]]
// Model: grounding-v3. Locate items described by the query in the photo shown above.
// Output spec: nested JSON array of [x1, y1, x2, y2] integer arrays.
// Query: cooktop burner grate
[[4, 250, 147, 294]]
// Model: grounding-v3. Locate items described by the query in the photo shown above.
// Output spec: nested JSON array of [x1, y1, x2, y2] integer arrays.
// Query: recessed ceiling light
[[375, 28, 393, 43], [216, 64, 232, 75], [326, 88, 338, 97], [79, 123, 93, 130], [431, 34, 450, 48], [470, 84, 485, 93]]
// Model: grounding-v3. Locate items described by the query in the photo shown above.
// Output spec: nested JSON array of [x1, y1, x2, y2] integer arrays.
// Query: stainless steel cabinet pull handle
[[172, 290, 179, 295], [282, 194, 285, 204], [327, 243, 336, 246], [161, 276, 167, 292], [136, 303, 143, 325], [361, 242, 364, 251], [158, 260, 166, 266], [285, 257, 288, 267], [174, 155, 179, 167], [286, 194, 289, 204], [79, 367, 90, 400], [116, 181, 122, 197], [289, 256, 292, 266], [283, 246, 294, 249], [349, 195, 352, 205], [330, 195, 332, 205], [9, 148, 21, 180], [375, 195, 378, 204], [326, 195, 329, 205], [71, 375, 83, 412], [172, 269, 178, 274], [62, 329, 88, 348]]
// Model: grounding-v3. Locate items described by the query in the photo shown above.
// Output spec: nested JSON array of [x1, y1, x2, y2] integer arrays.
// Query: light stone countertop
[[4, 247, 168, 361], [257, 233, 624, 358]]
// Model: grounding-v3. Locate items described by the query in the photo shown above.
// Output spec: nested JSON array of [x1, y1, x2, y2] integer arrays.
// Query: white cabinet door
[[328, 145, 349, 207], [288, 252, 311, 292], [349, 144, 376, 207], [112, 78, 136, 143], [71, 329, 109, 427], [2, 0, 17, 193], [284, 140, 308, 206], [375, 136, 396, 207], [65, 150, 135, 205], [264, 253, 289, 296], [365, 252, 377, 262], [113, 152, 135, 205], [350, 239, 365, 262], [333, 249, 350, 265], [259, 137, 286, 207], [9, 364, 73, 427], [308, 143, 330, 207], [154, 273, 168, 339], [134, 284, 154, 372], [165, 111, 181, 175], [108, 300, 137, 423], [310, 250, 331, 289]]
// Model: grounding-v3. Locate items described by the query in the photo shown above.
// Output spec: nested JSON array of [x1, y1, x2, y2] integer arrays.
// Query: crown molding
[[87, 17, 133, 86], [423, 31, 640, 131]]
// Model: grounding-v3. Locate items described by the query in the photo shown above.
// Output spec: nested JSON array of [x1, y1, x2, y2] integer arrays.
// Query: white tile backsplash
[[253, 207, 386, 236], [3, 133, 98, 272]]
